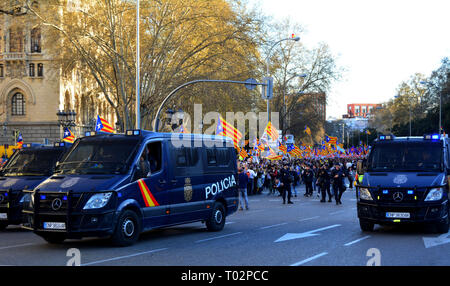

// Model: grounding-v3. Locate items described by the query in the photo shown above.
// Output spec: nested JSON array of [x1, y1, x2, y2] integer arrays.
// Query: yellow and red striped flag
[[264, 122, 279, 141], [95, 115, 115, 133], [239, 148, 248, 159], [63, 127, 76, 143], [216, 115, 242, 148]]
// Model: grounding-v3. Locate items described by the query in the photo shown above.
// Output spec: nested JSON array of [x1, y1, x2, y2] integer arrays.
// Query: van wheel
[[111, 210, 140, 246], [41, 233, 66, 244], [436, 208, 449, 234], [206, 202, 226, 232], [0, 222, 8, 230], [359, 219, 374, 232]]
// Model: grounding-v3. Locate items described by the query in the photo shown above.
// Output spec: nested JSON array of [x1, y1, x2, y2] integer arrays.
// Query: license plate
[[43, 222, 66, 230], [386, 212, 410, 218], [0, 213, 7, 220]]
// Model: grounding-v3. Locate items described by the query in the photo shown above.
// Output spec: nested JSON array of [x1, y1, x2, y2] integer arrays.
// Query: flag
[[304, 125, 311, 136], [239, 148, 248, 159], [268, 146, 277, 156], [289, 145, 302, 157], [365, 130, 371, 135], [216, 115, 242, 148], [264, 122, 279, 141], [267, 154, 282, 160], [278, 140, 287, 154], [16, 132, 23, 149], [95, 115, 115, 133], [63, 127, 76, 143], [325, 135, 337, 145]]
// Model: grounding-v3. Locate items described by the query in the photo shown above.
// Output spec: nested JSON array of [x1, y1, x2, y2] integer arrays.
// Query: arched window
[[11, 92, 26, 116], [9, 28, 23, 53], [29, 63, 35, 77], [37, 63, 44, 77]]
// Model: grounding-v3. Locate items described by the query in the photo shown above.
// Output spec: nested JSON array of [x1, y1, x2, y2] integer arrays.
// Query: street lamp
[[265, 35, 301, 124], [420, 81, 442, 135], [56, 110, 77, 129]]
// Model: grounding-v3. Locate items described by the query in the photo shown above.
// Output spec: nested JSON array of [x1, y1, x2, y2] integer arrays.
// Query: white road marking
[[329, 210, 346, 215], [225, 222, 235, 225], [423, 233, 450, 248], [0, 243, 36, 251], [195, 232, 242, 243], [275, 224, 341, 242], [344, 236, 371, 246], [290, 252, 328, 266], [81, 248, 168, 266], [259, 223, 288, 230], [298, 216, 320, 222]]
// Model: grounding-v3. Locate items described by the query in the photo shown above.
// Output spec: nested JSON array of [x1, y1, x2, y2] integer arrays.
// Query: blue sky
[[246, 0, 450, 119]]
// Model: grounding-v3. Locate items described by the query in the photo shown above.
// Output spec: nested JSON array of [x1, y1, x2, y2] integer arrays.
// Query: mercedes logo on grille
[[0, 194, 4, 203], [393, 192, 404, 202], [51, 198, 63, 211]]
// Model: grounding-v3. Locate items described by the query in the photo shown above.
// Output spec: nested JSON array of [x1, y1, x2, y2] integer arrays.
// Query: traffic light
[[262, 77, 273, 100]]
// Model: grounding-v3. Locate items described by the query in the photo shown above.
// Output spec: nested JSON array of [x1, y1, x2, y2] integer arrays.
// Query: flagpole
[[136, 0, 141, 130]]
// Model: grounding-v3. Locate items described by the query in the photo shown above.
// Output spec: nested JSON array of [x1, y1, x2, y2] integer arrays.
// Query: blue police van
[[356, 134, 449, 233], [22, 130, 239, 246], [0, 143, 69, 230]]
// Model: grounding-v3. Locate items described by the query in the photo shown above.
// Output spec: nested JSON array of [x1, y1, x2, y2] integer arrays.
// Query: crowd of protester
[[237, 157, 358, 210]]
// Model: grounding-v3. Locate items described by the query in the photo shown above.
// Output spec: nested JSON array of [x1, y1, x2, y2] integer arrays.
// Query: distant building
[[344, 103, 382, 118]]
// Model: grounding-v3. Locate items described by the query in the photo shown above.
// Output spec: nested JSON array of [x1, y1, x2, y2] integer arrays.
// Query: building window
[[9, 28, 24, 53], [11, 92, 25, 116], [37, 63, 43, 77], [362, 106, 367, 114], [29, 63, 35, 77], [0, 64, 3, 77], [368, 106, 374, 114], [30, 28, 41, 53]]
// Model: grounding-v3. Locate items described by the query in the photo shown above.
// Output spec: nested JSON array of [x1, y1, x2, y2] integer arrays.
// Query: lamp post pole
[[265, 36, 300, 124], [136, 0, 141, 129]]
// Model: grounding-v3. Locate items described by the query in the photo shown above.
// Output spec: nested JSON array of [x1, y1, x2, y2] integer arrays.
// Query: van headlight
[[83, 192, 113, 210], [424, 188, 443, 201], [359, 188, 373, 201], [20, 193, 31, 204]]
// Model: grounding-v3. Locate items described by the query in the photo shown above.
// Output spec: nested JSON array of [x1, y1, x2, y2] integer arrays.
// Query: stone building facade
[[0, 6, 116, 146]]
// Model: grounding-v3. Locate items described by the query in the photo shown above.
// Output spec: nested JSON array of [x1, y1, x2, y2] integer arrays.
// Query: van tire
[[41, 233, 66, 244], [0, 222, 8, 230], [436, 208, 449, 234], [359, 219, 374, 232], [206, 202, 226, 232], [111, 210, 141, 246]]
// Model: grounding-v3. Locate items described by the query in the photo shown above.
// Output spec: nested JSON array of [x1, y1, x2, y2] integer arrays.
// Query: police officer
[[331, 163, 345, 205], [317, 164, 332, 202], [303, 165, 314, 197], [280, 164, 293, 204]]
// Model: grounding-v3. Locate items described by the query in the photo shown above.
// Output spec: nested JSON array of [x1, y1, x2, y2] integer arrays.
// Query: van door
[[167, 143, 206, 225], [132, 140, 169, 229]]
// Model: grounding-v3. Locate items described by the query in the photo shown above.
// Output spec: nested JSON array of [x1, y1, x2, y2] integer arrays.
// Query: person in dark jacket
[[303, 166, 314, 197], [238, 167, 249, 210], [280, 164, 293, 204], [317, 164, 332, 202], [330, 163, 346, 205]]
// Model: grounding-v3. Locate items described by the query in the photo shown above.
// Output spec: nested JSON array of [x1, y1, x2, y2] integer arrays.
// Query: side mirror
[[356, 160, 365, 175]]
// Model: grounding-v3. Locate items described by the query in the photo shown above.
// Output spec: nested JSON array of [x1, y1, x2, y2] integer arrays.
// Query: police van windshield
[[368, 142, 443, 172], [56, 137, 139, 175], [2, 149, 64, 176]]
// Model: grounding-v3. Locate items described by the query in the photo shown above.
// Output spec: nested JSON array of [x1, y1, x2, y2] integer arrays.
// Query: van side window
[[176, 148, 187, 167], [206, 149, 217, 166], [216, 147, 229, 167], [145, 141, 162, 174]]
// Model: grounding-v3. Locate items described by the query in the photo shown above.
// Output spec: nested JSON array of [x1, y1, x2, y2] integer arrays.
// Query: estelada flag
[[16, 132, 23, 149], [304, 125, 311, 136], [264, 122, 279, 141], [278, 140, 287, 154], [63, 127, 76, 143], [216, 115, 242, 148], [239, 148, 248, 159], [95, 115, 115, 133]]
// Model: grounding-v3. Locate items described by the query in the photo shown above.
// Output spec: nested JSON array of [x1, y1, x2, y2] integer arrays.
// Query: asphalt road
[[0, 184, 449, 266]]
